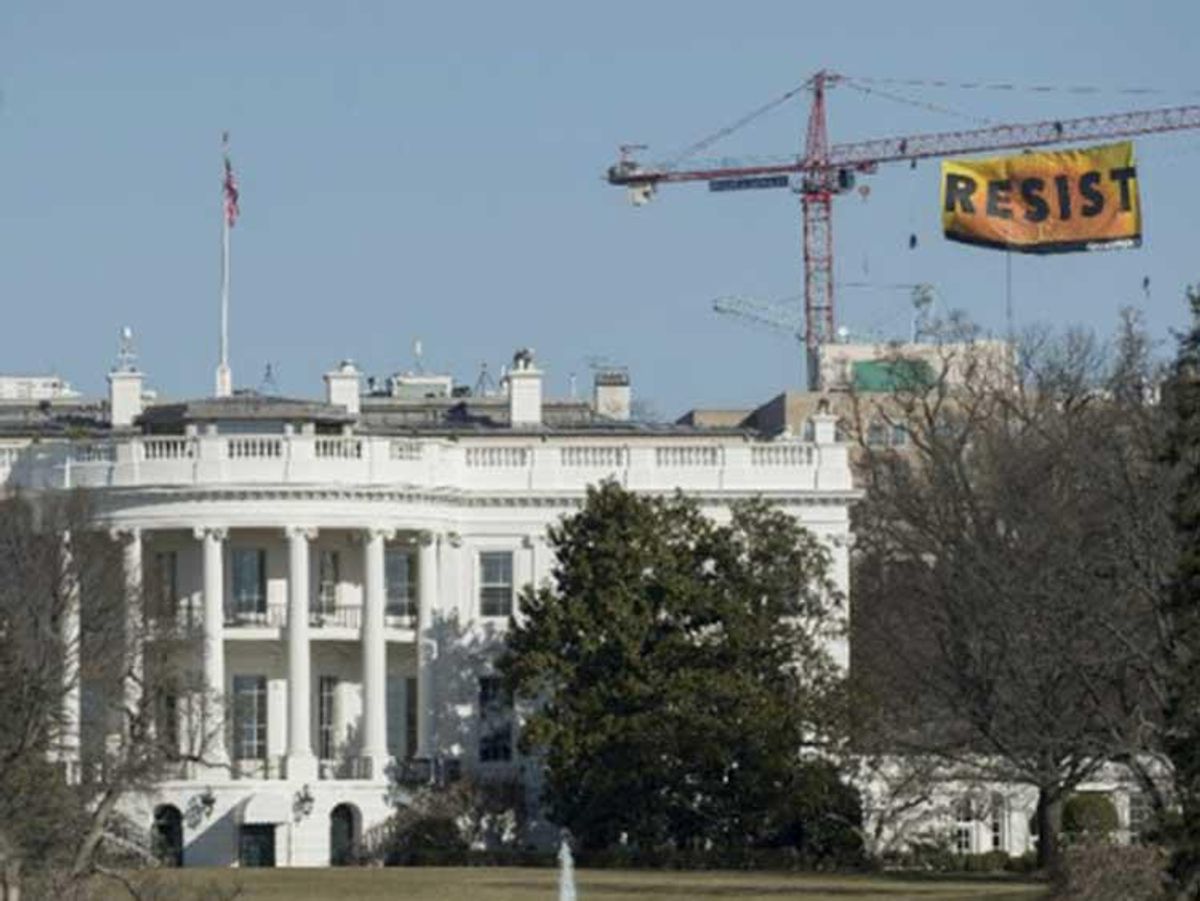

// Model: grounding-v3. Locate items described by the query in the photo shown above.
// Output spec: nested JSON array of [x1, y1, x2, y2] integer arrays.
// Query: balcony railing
[[225, 603, 287, 628], [385, 610, 418, 630], [17, 430, 847, 495], [319, 756, 373, 780], [219, 602, 406, 633], [231, 755, 285, 780], [309, 604, 361, 630]]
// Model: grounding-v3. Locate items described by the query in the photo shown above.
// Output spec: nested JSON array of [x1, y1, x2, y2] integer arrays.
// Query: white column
[[197, 527, 228, 765], [286, 526, 317, 780], [416, 532, 438, 759], [117, 528, 144, 734], [361, 527, 391, 778], [60, 532, 81, 779]]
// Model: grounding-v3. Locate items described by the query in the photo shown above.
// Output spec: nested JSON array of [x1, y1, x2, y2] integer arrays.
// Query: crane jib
[[709, 175, 791, 192]]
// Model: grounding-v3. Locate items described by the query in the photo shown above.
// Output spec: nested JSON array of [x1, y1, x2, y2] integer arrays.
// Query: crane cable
[[845, 75, 1200, 98], [841, 79, 993, 125], [665, 77, 813, 168]]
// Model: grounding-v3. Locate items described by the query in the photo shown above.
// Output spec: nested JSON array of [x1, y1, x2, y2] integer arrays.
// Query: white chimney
[[108, 371, 144, 428], [324, 360, 361, 416], [506, 348, 542, 427], [593, 369, 631, 421], [108, 326, 144, 428], [810, 398, 838, 444]]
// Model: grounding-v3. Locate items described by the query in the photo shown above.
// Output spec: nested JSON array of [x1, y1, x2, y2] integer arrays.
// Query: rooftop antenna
[[911, 283, 935, 343], [116, 326, 137, 372], [260, 362, 280, 394], [413, 338, 425, 374], [474, 361, 497, 397], [568, 372, 578, 400]]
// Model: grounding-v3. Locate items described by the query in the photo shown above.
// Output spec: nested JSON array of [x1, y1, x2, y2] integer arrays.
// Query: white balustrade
[[11, 434, 841, 494], [561, 446, 627, 468], [141, 437, 196, 460], [751, 444, 814, 466], [465, 446, 530, 468], [655, 445, 721, 467], [71, 443, 115, 463], [227, 437, 282, 459], [389, 439, 423, 461], [315, 437, 363, 460]]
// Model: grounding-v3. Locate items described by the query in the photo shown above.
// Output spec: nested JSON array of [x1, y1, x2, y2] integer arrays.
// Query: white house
[[0, 343, 857, 868]]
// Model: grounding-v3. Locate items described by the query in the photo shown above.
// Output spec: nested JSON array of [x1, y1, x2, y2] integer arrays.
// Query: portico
[[75, 519, 446, 786]]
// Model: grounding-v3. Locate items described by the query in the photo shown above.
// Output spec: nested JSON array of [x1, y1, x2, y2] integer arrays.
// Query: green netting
[[852, 358, 934, 393]]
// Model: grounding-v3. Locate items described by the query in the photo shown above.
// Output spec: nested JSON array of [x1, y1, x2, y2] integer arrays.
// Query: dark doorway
[[152, 805, 183, 867], [238, 824, 276, 867], [330, 803, 358, 866]]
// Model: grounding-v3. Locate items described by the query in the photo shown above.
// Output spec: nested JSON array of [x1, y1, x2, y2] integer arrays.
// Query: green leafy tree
[[499, 481, 849, 852]]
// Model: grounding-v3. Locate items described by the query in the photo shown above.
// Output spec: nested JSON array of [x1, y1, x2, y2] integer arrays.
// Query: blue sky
[[1, 1, 1197, 416]]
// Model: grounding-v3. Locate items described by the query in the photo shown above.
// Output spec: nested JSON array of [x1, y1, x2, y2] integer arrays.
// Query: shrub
[[1051, 842, 1167, 901], [1062, 793, 1120, 843], [764, 761, 865, 869], [382, 814, 468, 866]]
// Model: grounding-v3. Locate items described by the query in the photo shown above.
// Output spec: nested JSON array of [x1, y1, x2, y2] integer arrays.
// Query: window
[[1129, 791, 1153, 843], [479, 552, 513, 618], [386, 548, 417, 619], [318, 676, 338, 760], [387, 676, 404, 760], [478, 675, 513, 763], [953, 797, 974, 855], [387, 676, 420, 761], [405, 678, 418, 760], [989, 793, 1006, 851], [316, 550, 339, 615], [156, 692, 179, 755], [231, 549, 266, 617], [152, 551, 178, 623], [891, 423, 909, 447], [866, 421, 888, 447], [232, 675, 267, 760]]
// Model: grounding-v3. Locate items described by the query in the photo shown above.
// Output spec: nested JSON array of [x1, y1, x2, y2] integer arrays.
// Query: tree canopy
[[852, 313, 1173, 870], [499, 481, 853, 856]]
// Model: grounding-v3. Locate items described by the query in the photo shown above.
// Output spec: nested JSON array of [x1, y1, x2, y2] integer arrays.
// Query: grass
[[94, 867, 1050, 901]]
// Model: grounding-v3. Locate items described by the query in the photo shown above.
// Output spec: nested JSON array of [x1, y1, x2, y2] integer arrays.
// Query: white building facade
[[1, 350, 857, 867]]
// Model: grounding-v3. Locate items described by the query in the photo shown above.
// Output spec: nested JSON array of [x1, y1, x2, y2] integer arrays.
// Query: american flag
[[222, 132, 240, 228]]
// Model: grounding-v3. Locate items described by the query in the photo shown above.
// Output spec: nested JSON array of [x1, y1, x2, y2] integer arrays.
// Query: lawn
[[95, 867, 1049, 901]]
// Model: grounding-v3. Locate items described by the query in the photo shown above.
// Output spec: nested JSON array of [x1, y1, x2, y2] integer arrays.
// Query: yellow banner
[[941, 141, 1140, 254]]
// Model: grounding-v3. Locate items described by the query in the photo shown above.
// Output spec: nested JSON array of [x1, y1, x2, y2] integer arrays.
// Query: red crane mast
[[606, 70, 1200, 389]]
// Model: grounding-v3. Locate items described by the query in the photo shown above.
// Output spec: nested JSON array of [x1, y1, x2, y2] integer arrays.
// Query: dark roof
[[139, 393, 355, 427]]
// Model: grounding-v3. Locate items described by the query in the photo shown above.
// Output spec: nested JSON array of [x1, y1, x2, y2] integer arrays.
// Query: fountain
[[558, 831, 577, 901]]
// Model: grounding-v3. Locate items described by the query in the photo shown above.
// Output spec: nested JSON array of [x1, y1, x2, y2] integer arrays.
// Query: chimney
[[810, 397, 838, 444], [593, 369, 631, 421], [324, 360, 361, 416], [108, 326, 144, 428], [505, 348, 542, 427]]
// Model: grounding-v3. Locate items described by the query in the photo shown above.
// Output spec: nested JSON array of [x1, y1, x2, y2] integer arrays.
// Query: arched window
[[330, 803, 360, 866], [152, 804, 184, 867]]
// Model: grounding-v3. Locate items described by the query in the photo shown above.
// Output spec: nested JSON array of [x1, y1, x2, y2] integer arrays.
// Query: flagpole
[[216, 135, 233, 397]]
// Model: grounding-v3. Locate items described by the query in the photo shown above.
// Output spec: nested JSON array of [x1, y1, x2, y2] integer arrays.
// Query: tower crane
[[607, 70, 1200, 389], [714, 283, 935, 347]]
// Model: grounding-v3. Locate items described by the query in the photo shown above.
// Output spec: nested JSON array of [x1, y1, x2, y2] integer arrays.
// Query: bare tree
[[0, 489, 221, 900], [850, 313, 1174, 871]]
